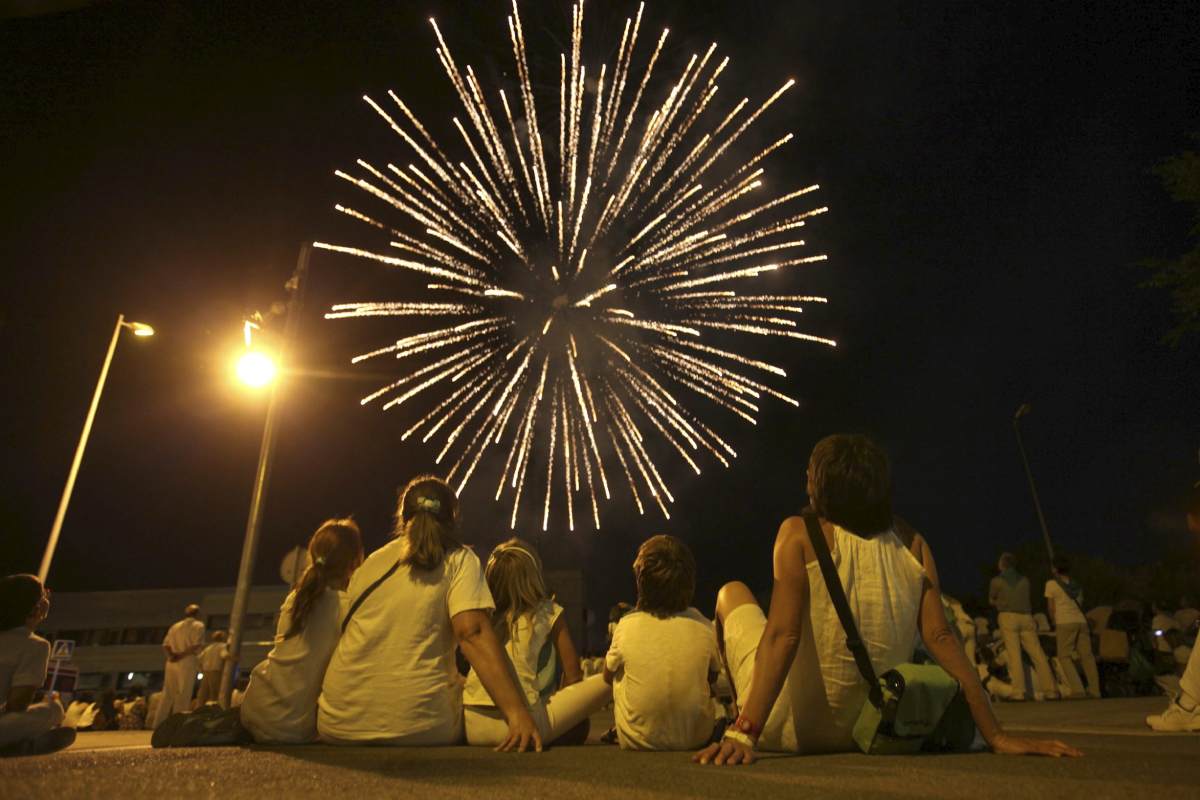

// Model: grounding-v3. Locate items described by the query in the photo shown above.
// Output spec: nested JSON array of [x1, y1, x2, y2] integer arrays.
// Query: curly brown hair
[[633, 535, 696, 618]]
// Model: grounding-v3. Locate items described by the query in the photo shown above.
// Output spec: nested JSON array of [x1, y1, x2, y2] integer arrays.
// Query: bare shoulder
[[777, 515, 810, 545]]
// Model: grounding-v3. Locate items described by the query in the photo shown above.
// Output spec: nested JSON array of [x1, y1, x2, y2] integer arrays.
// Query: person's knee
[[715, 581, 757, 622]]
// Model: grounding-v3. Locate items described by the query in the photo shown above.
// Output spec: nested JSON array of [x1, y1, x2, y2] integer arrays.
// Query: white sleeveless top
[[764, 524, 928, 753]]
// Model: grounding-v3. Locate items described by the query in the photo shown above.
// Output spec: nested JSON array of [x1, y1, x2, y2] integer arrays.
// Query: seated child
[[604, 535, 722, 750], [239, 519, 363, 743], [464, 538, 610, 747], [0, 574, 76, 756]]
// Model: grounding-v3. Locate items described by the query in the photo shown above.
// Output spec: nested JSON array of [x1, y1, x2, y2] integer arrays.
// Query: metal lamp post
[[1013, 403, 1056, 563], [219, 244, 310, 707], [38, 314, 155, 583]]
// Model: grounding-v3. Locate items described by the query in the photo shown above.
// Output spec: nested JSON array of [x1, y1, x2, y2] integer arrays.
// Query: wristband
[[722, 729, 756, 749], [733, 714, 762, 738]]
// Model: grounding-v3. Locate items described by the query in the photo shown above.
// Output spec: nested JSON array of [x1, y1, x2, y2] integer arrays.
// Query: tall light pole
[[39, 314, 155, 583], [219, 244, 309, 707], [1013, 403, 1056, 563]]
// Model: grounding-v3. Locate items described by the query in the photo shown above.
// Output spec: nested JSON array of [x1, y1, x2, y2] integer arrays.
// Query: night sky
[[3, 0, 1197, 633]]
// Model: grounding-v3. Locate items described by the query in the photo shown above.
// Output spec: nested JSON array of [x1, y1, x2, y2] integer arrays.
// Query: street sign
[[50, 639, 75, 661], [280, 545, 309, 587]]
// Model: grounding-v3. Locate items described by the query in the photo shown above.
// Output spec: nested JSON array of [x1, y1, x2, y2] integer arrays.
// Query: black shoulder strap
[[341, 558, 402, 634], [803, 513, 883, 707]]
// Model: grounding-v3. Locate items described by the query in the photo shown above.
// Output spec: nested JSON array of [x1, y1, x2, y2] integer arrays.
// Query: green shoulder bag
[[804, 513, 976, 754]]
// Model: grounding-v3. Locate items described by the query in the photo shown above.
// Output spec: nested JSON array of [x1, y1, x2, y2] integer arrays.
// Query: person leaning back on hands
[[695, 434, 1083, 765], [317, 475, 542, 752]]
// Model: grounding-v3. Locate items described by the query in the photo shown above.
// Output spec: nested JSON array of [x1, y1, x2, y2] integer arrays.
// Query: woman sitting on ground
[[239, 518, 364, 744], [464, 538, 609, 747], [318, 475, 542, 751], [696, 434, 1082, 765]]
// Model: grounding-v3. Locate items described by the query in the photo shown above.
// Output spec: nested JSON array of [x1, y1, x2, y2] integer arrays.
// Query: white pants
[[997, 612, 1056, 698], [464, 675, 610, 746], [0, 699, 65, 748], [152, 657, 198, 729], [1182, 638, 1200, 706]]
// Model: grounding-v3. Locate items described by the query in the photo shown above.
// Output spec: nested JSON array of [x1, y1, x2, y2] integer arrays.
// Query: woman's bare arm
[[452, 608, 543, 752], [696, 516, 810, 765], [918, 579, 1081, 757]]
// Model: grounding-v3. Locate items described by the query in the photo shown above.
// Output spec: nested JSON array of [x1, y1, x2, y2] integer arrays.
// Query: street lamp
[[38, 314, 155, 582], [219, 244, 309, 707], [236, 351, 276, 388], [1013, 403, 1056, 563]]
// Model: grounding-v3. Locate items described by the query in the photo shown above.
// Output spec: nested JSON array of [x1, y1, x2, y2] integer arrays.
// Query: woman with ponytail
[[239, 518, 363, 744], [318, 475, 542, 751]]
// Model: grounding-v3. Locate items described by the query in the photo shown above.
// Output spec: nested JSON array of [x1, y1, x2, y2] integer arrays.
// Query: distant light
[[129, 322, 155, 337], [127, 672, 134, 680], [236, 352, 276, 387], [196, 673, 204, 680], [1155, 630, 1164, 636]]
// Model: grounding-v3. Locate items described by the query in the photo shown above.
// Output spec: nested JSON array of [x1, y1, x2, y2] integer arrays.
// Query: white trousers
[[0, 699, 64, 748], [464, 674, 610, 746], [997, 612, 1056, 698], [152, 657, 198, 729], [1182, 637, 1200, 706]]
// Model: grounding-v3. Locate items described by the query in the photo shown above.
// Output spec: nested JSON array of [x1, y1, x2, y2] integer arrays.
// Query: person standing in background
[[151, 604, 205, 728], [1045, 556, 1101, 699], [990, 553, 1057, 701], [193, 631, 228, 707]]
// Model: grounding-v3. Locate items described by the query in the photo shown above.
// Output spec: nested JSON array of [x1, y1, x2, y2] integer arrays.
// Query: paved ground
[[4, 698, 1198, 799]]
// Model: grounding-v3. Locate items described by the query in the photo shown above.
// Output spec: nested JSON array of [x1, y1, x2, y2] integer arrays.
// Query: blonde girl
[[239, 518, 364, 744], [464, 538, 611, 747]]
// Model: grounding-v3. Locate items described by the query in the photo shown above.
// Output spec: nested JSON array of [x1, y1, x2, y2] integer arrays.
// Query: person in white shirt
[[0, 574, 75, 756], [193, 631, 229, 707], [240, 518, 363, 743], [604, 535, 721, 750], [1044, 556, 1101, 698], [318, 475, 541, 750], [464, 539, 610, 747], [696, 434, 1080, 765], [151, 603, 205, 728]]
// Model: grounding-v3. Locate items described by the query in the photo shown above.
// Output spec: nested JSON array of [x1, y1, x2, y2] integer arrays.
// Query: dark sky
[[2, 1, 1197, 631]]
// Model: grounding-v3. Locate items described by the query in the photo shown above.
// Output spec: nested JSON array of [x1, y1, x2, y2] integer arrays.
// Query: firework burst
[[316, 1, 835, 530]]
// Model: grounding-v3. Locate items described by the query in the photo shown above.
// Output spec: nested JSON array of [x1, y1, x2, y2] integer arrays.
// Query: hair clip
[[415, 496, 442, 514], [314, 555, 327, 566]]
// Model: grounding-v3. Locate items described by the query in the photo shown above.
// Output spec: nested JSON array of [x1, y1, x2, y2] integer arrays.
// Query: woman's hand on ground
[[990, 732, 1083, 758], [693, 738, 755, 766], [496, 712, 543, 753]]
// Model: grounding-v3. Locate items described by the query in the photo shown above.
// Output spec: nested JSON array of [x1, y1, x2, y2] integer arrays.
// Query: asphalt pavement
[[4, 698, 1198, 799]]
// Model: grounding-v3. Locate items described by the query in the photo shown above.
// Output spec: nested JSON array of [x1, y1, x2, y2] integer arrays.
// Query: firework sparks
[[318, 1, 834, 530]]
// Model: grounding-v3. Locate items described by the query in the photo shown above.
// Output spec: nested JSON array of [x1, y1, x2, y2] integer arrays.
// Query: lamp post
[[38, 314, 154, 583], [219, 244, 309, 707], [1013, 403, 1056, 563]]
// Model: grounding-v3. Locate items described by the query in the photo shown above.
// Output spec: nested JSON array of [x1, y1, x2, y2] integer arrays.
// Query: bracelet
[[732, 713, 762, 738], [722, 729, 756, 749]]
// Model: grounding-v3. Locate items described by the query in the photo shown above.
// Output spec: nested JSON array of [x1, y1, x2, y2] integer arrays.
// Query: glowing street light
[[39, 314, 155, 582], [236, 351, 276, 387]]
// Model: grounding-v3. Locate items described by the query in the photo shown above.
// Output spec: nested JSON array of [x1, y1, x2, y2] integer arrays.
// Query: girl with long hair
[[318, 476, 542, 750], [464, 538, 610, 747], [239, 518, 363, 744]]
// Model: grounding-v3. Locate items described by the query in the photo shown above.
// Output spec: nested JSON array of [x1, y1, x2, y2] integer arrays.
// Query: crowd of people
[[4, 434, 1197, 761]]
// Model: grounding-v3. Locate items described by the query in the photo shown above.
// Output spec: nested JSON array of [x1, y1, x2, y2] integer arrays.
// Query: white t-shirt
[[1044, 579, 1086, 627], [163, 617, 206, 667], [604, 607, 720, 750], [240, 588, 342, 743], [318, 540, 494, 742], [463, 599, 563, 707], [0, 627, 50, 708]]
